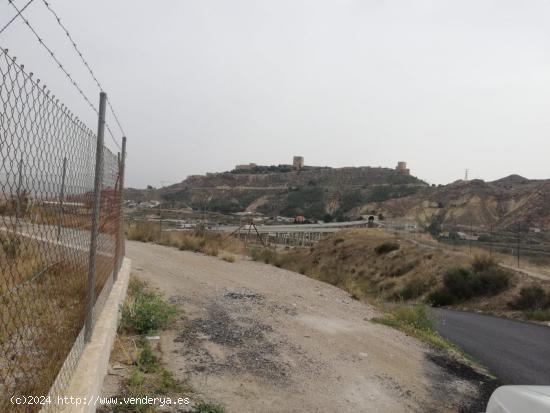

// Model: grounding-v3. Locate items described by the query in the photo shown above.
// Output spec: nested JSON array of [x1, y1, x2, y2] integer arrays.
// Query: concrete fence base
[[58, 257, 131, 413]]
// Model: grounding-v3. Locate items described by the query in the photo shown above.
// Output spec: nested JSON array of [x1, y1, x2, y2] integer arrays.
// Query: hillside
[[366, 176, 550, 231], [125, 167, 550, 231], [126, 166, 427, 221]]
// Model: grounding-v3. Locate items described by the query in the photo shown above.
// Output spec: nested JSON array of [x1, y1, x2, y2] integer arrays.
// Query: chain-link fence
[[0, 47, 126, 412]]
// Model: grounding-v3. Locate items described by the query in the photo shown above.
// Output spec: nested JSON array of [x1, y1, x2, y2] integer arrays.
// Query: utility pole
[[517, 222, 521, 268], [489, 224, 493, 257], [469, 220, 472, 255]]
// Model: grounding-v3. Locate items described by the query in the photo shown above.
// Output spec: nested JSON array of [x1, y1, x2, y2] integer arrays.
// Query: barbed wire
[[6, 0, 123, 150], [39, 0, 126, 142], [7, 0, 99, 115], [0, 0, 35, 35]]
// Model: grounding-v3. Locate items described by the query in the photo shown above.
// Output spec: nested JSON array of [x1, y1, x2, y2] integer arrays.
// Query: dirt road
[[127, 241, 483, 413]]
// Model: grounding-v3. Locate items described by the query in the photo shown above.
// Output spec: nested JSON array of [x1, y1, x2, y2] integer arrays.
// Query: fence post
[[114, 136, 126, 277], [15, 157, 23, 220], [57, 157, 67, 241], [85, 92, 107, 343], [158, 205, 162, 241]]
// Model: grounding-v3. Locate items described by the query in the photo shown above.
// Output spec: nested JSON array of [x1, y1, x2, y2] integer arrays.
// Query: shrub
[[249, 248, 277, 264], [128, 276, 148, 297], [195, 401, 226, 413], [442, 267, 473, 300], [1, 235, 20, 259], [391, 305, 433, 331], [388, 260, 418, 277], [375, 242, 399, 255], [128, 369, 144, 388], [429, 265, 511, 306], [221, 254, 235, 263], [399, 278, 430, 300], [137, 341, 159, 373], [470, 267, 511, 295], [511, 286, 549, 310], [156, 369, 181, 395], [427, 289, 456, 306], [127, 221, 158, 242], [121, 291, 178, 335], [524, 309, 550, 321], [471, 255, 497, 273], [178, 236, 203, 252], [371, 305, 455, 351]]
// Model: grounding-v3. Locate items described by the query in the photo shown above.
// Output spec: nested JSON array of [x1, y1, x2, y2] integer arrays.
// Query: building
[[293, 156, 304, 170], [235, 163, 257, 171], [395, 161, 410, 175]]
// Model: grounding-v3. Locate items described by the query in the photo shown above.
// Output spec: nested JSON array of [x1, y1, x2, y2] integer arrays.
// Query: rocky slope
[[126, 169, 550, 231], [126, 166, 426, 220], [367, 175, 550, 231]]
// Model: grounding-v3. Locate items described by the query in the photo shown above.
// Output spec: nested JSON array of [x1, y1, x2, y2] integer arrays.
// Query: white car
[[486, 386, 550, 413]]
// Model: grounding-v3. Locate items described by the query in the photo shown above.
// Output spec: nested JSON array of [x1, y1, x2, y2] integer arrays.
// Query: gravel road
[[431, 307, 550, 385], [127, 241, 486, 413]]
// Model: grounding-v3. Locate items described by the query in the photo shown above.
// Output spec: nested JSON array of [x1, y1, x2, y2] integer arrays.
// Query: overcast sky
[[1, 0, 550, 188]]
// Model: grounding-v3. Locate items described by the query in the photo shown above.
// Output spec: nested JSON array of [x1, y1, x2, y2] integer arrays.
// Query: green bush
[[399, 278, 430, 300], [374, 242, 399, 255], [429, 264, 511, 306], [470, 267, 511, 295], [128, 277, 148, 297], [443, 267, 474, 300], [524, 309, 550, 321], [137, 342, 159, 373], [195, 401, 226, 413], [471, 255, 497, 273], [511, 286, 549, 310], [121, 291, 178, 335], [427, 289, 457, 306]]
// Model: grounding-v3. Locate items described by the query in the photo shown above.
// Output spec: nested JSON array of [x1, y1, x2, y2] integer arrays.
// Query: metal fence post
[[114, 136, 126, 278], [15, 157, 23, 220], [57, 157, 67, 241], [85, 91, 107, 342]]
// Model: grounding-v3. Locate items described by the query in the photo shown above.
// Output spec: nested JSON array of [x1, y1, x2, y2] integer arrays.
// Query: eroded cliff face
[[368, 176, 550, 230], [125, 170, 550, 230]]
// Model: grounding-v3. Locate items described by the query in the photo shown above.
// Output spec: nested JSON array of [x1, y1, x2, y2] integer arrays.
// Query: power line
[[39, 0, 126, 140], [0, 0, 35, 35]]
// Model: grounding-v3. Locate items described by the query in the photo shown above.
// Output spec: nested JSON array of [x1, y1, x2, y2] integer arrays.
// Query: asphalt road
[[430, 308, 550, 385]]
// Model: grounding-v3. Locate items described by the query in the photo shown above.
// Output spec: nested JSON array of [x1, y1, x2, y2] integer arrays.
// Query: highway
[[430, 308, 550, 385]]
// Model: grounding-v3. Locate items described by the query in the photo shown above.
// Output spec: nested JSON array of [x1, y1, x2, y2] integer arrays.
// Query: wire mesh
[[0, 47, 125, 412]]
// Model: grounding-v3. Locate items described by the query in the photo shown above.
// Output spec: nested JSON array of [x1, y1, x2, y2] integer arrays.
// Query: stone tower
[[396, 161, 410, 175], [293, 156, 304, 169]]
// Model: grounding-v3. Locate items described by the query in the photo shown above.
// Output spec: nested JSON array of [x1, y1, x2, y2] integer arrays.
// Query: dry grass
[[0, 242, 89, 411], [0, 230, 117, 412], [251, 229, 550, 321], [408, 231, 550, 280], [127, 221, 245, 256]]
